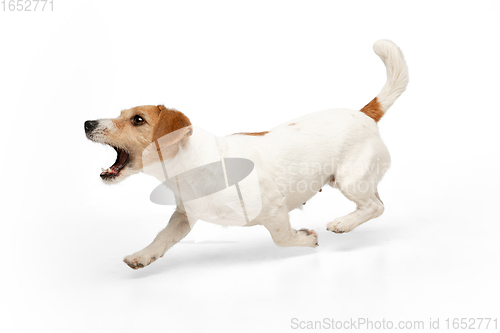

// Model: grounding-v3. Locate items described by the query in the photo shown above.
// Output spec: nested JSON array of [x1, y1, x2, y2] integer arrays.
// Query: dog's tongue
[[112, 148, 129, 171], [101, 167, 118, 175], [100, 148, 130, 177]]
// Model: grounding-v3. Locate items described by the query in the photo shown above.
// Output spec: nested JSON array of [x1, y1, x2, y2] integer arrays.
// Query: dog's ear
[[152, 105, 193, 151]]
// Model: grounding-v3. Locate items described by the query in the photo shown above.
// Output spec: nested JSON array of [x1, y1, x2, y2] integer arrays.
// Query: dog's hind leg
[[123, 210, 195, 269], [262, 205, 318, 247], [326, 179, 384, 234], [327, 140, 388, 233]]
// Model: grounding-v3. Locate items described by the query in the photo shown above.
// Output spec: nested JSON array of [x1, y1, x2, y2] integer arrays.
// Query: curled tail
[[361, 39, 409, 122]]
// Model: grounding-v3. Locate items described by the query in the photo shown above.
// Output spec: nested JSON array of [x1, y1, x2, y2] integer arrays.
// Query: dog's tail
[[360, 39, 409, 122]]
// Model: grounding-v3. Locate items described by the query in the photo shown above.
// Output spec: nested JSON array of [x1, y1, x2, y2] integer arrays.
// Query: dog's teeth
[[101, 168, 106, 173]]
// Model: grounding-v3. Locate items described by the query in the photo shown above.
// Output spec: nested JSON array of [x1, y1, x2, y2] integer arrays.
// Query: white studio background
[[1, 1, 499, 332]]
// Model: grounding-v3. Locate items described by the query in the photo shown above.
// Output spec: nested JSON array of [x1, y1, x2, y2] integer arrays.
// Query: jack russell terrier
[[85, 39, 408, 269]]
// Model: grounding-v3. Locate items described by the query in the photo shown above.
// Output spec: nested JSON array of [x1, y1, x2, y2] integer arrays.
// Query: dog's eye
[[132, 115, 145, 126]]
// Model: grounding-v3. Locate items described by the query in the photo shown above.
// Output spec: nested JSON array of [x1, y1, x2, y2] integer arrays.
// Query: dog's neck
[[146, 126, 225, 182]]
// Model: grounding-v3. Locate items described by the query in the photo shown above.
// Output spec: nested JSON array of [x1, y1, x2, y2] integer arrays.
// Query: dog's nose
[[84, 120, 98, 134]]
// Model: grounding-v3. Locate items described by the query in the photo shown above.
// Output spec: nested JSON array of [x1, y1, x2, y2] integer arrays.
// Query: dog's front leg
[[123, 210, 195, 270]]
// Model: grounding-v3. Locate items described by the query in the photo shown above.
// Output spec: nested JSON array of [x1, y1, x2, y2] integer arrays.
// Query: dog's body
[[85, 39, 408, 269]]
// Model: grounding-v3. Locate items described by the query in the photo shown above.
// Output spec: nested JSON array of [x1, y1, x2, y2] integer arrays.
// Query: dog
[[85, 39, 408, 269]]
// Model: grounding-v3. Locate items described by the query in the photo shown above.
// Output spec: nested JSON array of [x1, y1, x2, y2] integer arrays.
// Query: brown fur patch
[[100, 105, 164, 171], [232, 131, 269, 136], [153, 105, 192, 142], [151, 106, 193, 161], [288, 123, 296, 126], [360, 97, 384, 122]]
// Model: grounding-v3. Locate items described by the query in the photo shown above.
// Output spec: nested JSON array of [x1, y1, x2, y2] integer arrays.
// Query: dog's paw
[[298, 228, 319, 247], [123, 250, 160, 270], [326, 220, 357, 234]]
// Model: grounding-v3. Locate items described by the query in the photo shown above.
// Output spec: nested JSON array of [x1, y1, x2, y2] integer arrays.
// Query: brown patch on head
[[114, 105, 162, 130], [360, 97, 384, 122], [102, 105, 164, 170], [86, 105, 192, 181], [152, 105, 192, 144], [288, 123, 296, 126], [85, 105, 166, 183], [151, 105, 193, 159], [232, 131, 269, 136]]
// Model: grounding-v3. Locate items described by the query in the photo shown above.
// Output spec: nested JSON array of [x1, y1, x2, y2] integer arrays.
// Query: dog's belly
[[283, 175, 331, 210]]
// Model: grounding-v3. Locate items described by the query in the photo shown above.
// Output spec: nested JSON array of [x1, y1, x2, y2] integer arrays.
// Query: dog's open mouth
[[100, 147, 130, 180]]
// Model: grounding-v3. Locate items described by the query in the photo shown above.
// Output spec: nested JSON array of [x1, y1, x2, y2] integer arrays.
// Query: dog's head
[[85, 105, 192, 184]]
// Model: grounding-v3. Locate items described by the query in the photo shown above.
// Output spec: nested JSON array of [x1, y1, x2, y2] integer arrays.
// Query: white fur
[[143, 127, 263, 227], [124, 39, 409, 269], [86, 119, 116, 145], [372, 39, 409, 113]]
